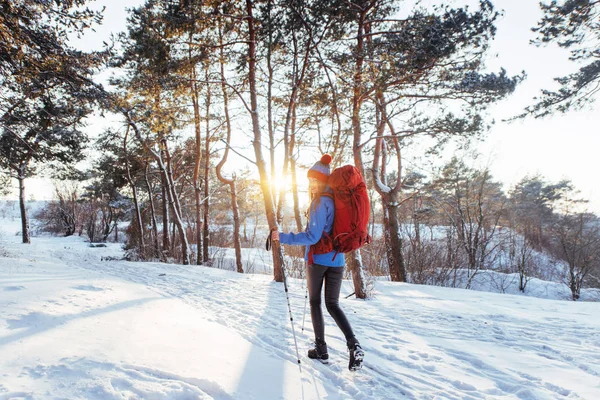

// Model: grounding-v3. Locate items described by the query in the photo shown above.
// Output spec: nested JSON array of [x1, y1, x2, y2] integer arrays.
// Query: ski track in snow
[[1, 233, 599, 399]]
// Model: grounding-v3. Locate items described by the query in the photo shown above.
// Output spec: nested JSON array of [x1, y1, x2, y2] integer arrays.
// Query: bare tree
[[36, 181, 82, 237], [432, 158, 507, 289], [550, 212, 600, 300]]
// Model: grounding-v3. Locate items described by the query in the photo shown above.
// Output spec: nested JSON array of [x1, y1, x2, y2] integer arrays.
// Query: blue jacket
[[279, 195, 345, 267]]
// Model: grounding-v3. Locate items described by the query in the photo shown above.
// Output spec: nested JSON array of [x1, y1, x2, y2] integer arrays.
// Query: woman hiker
[[271, 154, 364, 371]]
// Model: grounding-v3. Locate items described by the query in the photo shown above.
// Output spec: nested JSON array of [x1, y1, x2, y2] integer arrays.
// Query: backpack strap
[[320, 192, 333, 201], [308, 193, 335, 264]]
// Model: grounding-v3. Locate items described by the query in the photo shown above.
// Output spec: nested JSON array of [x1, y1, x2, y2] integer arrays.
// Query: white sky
[[478, 0, 600, 214], [3, 0, 599, 214]]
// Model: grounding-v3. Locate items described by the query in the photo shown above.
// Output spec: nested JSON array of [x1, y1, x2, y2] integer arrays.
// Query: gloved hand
[[271, 230, 280, 242], [265, 227, 279, 251]]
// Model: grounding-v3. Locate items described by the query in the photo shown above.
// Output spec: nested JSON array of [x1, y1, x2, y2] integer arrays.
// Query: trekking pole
[[267, 228, 302, 372]]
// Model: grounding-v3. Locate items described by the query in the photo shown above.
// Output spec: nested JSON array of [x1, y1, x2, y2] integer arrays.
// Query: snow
[[1, 213, 600, 399]]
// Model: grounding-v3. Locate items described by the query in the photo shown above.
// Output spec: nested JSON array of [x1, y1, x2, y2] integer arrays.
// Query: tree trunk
[[347, 250, 367, 299], [217, 20, 243, 273], [18, 172, 30, 244], [279, 26, 313, 229], [230, 185, 244, 273], [162, 140, 190, 265], [371, 88, 408, 283], [194, 188, 202, 264], [246, 0, 284, 282], [101, 207, 114, 242], [144, 163, 160, 259], [161, 173, 170, 253], [266, 0, 276, 204], [124, 126, 145, 255], [569, 264, 580, 301], [290, 147, 302, 231], [202, 66, 211, 264], [386, 198, 407, 282], [190, 41, 204, 266], [289, 80, 302, 231], [347, 9, 370, 298]]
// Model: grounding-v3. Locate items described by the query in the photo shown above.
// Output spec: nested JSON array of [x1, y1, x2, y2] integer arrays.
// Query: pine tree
[[0, 0, 105, 243], [525, 0, 600, 116], [336, 1, 521, 283]]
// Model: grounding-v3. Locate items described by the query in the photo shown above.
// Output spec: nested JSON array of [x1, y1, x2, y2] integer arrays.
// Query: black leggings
[[307, 263, 355, 344]]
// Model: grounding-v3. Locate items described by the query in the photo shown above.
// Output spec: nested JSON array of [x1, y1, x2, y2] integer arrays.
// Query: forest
[[1, 0, 599, 301]]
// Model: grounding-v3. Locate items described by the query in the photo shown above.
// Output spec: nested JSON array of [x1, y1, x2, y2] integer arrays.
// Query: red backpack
[[309, 165, 372, 263]]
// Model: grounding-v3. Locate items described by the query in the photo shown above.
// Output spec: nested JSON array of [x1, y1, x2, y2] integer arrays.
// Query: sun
[[270, 174, 289, 192]]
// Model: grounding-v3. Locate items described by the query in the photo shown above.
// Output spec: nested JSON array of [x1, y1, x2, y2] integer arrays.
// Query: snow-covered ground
[[1, 215, 599, 399]]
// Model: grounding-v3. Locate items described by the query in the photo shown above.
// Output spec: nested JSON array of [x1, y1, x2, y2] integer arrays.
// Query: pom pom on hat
[[320, 154, 332, 165], [307, 154, 332, 183]]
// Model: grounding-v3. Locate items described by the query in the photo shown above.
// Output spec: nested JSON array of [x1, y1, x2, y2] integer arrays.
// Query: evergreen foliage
[[526, 0, 600, 116], [0, 0, 106, 243]]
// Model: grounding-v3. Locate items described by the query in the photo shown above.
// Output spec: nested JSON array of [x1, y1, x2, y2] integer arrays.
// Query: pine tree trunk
[[216, 22, 243, 273], [144, 163, 160, 259], [194, 188, 202, 264], [163, 141, 190, 265], [161, 173, 170, 254], [246, 0, 284, 282], [123, 127, 145, 255], [347, 9, 369, 298], [202, 66, 211, 264], [291, 155, 302, 232], [266, 1, 276, 206], [279, 26, 312, 229], [371, 89, 407, 283], [290, 97, 302, 232], [385, 199, 407, 282], [190, 46, 203, 266], [18, 172, 30, 244], [347, 251, 367, 299], [276, 33, 297, 224], [229, 185, 243, 273]]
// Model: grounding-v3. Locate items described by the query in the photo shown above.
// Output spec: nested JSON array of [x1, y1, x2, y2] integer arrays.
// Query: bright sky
[[3, 0, 599, 214], [477, 0, 600, 214]]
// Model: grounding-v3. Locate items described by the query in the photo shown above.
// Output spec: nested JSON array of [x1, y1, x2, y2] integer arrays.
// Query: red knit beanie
[[307, 154, 332, 183]]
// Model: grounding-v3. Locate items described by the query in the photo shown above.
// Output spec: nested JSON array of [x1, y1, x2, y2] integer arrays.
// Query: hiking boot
[[347, 338, 364, 371], [307, 341, 329, 364]]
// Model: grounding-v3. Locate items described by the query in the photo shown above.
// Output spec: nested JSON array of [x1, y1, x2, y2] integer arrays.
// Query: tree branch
[[219, 139, 256, 166]]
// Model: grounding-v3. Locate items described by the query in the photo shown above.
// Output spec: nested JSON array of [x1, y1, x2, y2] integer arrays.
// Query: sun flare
[[270, 175, 289, 192]]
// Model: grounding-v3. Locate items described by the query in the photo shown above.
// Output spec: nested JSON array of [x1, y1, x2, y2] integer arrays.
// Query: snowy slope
[[1, 216, 599, 399]]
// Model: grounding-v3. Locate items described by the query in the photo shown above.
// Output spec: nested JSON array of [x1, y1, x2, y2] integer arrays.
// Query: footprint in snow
[[544, 381, 571, 397], [3, 286, 25, 291], [72, 285, 104, 292], [451, 380, 478, 391]]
